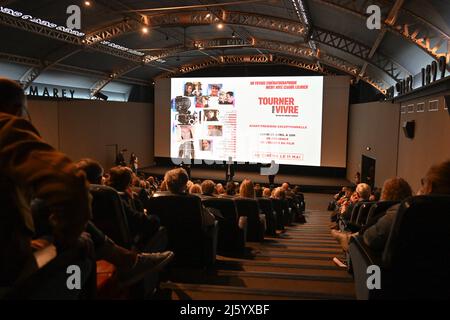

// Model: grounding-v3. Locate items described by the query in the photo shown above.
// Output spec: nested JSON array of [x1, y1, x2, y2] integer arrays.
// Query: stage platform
[[141, 166, 350, 193]]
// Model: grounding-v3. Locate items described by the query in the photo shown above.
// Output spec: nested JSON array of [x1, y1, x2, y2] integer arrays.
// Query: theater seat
[[148, 192, 218, 267], [89, 184, 132, 249], [256, 197, 277, 236], [355, 202, 375, 227], [234, 198, 265, 242], [365, 200, 399, 227], [202, 197, 247, 254], [3, 241, 96, 300], [349, 195, 450, 299]]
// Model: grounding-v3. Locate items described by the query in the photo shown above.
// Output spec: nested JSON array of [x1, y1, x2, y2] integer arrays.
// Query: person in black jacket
[[225, 158, 235, 182]]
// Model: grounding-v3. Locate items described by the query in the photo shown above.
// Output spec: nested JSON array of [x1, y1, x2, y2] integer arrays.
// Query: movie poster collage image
[[172, 81, 235, 160]]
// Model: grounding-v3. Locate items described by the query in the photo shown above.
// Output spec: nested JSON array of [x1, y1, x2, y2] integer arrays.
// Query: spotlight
[[205, 13, 211, 18], [141, 26, 149, 34], [84, 1, 91, 7], [217, 23, 224, 30]]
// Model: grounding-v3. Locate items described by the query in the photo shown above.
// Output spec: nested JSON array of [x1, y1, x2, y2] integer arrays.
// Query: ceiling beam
[[0, 51, 150, 87], [357, 0, 404, 82], [311, 0, 450, 66]]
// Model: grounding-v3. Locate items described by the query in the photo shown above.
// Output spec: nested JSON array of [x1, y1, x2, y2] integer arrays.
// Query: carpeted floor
[[157, 193, 354, 300]]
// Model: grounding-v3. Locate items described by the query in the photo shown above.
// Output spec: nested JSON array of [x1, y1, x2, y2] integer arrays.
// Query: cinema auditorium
[[0, 0, 449, 303]]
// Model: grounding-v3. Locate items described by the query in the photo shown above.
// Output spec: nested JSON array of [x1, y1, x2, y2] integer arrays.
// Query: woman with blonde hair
[[239, 179, 255, 198], [189, 183, 202, 194]]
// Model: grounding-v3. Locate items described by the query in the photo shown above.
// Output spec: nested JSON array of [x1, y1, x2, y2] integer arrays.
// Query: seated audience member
[[146, 176, 158, 191], [107, 166, 160, 244], [254, 184, 263, 197], [364, 162, 450, 251], [215, 183, 225, 195], [225, 181, 236, 196], [159, 180, 168, 191], [332, 177, 413, 251], [201, 180, 216, 196], [0, 78, 91, 287], [189, 183, 202, 194], [240, 179, 256, 198], [340, 183, 371, 222], [164, 168, 217, 228], [271, 187, 286, 200], [262, 188, 272, 198], [369, 187, 381, 201]]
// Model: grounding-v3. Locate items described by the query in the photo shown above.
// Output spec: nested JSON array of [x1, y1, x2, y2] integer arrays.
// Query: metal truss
[[90, 63, 142, 96], [0, 51, 149, 87], [155, 54, 327, 78], [312, 28, 408, 81], [154, 51, 385, 93], [20, 46, 82, 90], [311, 0, 450, 65], [84, 19, 142, 45], [0, 11, 143, 63]]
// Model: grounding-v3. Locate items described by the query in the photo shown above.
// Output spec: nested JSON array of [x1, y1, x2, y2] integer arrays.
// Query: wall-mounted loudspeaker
[[403, 120, 415, 139], [444, 95, 450, 116]]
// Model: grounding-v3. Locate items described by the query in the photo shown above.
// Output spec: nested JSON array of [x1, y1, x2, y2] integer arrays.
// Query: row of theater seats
[[4, 185, 305, 299], [347, 195, 450, 299], [138, 190, 305, 267]]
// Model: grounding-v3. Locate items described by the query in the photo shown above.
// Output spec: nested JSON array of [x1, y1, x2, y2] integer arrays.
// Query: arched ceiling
[[0, 0, 448, 97]]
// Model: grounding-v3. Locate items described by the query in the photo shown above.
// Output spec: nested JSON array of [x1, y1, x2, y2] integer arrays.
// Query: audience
[[363, 162, 450, 251], [215, 183, 225, 195], [107, 166, 160, 245], [239, 179, 255, 198], [189, 183, 202, 194], [262, 187, 272, 198], [163, 168, 216, 228], [201, 180, 216, 196]]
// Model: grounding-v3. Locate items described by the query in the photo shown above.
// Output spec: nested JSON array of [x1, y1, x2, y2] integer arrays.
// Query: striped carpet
[[158, 193, 355, 300]]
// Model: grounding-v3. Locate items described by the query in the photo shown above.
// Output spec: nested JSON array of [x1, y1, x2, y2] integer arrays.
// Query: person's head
[[164, 168, 189, 194], [272, 187, 285, 199], [215, 183, 224, 194], [281, 182, 289, 191], [380, 177, 412, 201], [201, 179, 216, 195], [201, 139, 211, 151], [184, 82, 193, 95], [226, 91, 234, 102], [240, 179, 255, 198], [263, 187, 271, 198], [0, 77, 28, 118], [349, 191, 360, 203], [76, 158, 104, 185], [147, 176, 155, 184], [356, 183, 371, 201], [419, 160, 450, 195], [108, 166, 133, 191], [254, 184, 263, 197], [189, 183, 202, 194], [226, 181, 235, 196], [210, 84, 220, 96], [205, 110, 215, 119]]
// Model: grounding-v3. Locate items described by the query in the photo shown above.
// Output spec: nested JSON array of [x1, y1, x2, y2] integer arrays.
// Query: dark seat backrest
[[382, 195, 450, 299], [147, 192, 205, 265], [202, 197, 238, 226], [234, 198, 262, 241], [271, 198, 285, 230], [350, 202, 365, 223], [257, 197, 276, 235], [89, 184, 131, 248], [365, 200, 399, 227], [355, 202, 376, 226], [4, 243, 96, 300]]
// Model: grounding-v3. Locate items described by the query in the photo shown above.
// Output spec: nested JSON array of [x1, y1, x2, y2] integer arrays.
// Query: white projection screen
[[155, 76, 350, 168]]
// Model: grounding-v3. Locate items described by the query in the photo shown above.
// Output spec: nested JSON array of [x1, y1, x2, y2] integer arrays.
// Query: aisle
[[159, 193, 355, 300]]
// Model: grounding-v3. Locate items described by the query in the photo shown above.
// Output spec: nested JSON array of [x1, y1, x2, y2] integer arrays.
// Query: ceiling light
[[142, 26, 149, 34], [84, 1, 92, 7], [217, 23, 224, 30]]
